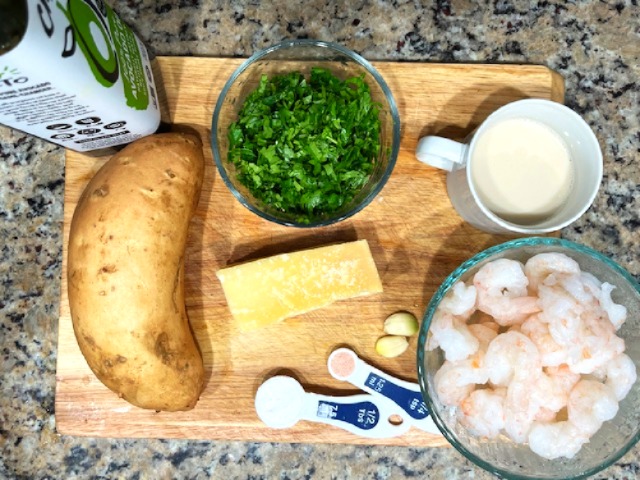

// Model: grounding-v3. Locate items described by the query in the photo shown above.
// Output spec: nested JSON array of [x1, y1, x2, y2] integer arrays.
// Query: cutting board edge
[[53, 415, 451, 448]]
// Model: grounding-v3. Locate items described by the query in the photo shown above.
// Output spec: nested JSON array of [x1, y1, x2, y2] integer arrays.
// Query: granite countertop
[[1, 1, 639, 478]]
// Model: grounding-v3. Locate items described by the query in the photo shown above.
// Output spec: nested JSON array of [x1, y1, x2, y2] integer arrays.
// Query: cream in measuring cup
[[415, 99, 602, 234], [470, 117, 574, 224]]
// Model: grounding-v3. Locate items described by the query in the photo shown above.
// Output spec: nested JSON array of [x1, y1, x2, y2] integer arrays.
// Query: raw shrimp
[[473, 259, 540, 326], [589, 363, 608, 382], [560, 274, 626, 330], [567, 379, 619, 436], [604, 353, 637, 401], [580, 271, 603, 292], [558, 272, 600, 305], [520, 314, 570, 367], [458, 388, 506, 439], [433, 359, 487, 407], [599, 282, 627, 330], [484, 331, 541, 386], [467, 323, 498, 351], [524, 252, 581, 293], [528, 421, 589, 460], [545, 364, 581, 402], [439, 280, 477, 319], [538, 283, 584, 346], [569, 310, 625, 375], [433, 323, 496, 407], [476, 259, 529, 297], [576, 273, 627, 330], [537, 272, 627, 364], [431, 313, 498, 407], [534, 407, 557, 423], [428, 252, 636, 461], [530, 370, 572, 414], [504, 369, 573, 442], [426, 310, 479, 362], [504, 377, 540, 442]]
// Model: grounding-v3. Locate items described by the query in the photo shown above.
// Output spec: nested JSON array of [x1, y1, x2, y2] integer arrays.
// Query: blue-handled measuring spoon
[[327, 348, 441, 435]]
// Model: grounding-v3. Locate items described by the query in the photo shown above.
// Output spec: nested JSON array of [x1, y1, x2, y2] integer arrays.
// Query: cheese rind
[[216, 240, 383, 331]]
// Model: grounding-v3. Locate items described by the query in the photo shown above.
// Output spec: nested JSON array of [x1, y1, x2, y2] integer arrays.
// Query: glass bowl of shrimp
[[417, 236, 640, 480]]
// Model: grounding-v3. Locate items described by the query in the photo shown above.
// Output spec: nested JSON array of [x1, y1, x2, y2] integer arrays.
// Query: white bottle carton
[[0, 0, 160, 152]]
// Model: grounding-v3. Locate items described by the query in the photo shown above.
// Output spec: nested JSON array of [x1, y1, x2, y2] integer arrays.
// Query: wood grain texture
[[55, 56, 564, 446]]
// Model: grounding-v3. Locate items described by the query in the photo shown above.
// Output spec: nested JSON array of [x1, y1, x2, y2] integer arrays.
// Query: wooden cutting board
[[55, 56, 564, 446]]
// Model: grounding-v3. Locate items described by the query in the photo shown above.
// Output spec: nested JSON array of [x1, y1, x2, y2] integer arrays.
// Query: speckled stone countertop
[[1, 1, 639, 479]]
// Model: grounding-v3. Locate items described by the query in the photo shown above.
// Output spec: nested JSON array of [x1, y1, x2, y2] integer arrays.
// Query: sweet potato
[[67, 132, 205, 411]]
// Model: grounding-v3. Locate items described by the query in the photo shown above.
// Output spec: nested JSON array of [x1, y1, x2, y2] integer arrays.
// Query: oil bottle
[[0, 0, 161, 152]]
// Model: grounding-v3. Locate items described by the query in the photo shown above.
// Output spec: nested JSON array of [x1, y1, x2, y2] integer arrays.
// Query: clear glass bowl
[[211, 39, 400, 228], [417, 237, 640, 479]]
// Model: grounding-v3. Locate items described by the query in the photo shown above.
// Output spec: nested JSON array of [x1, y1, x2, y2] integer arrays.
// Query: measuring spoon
[[327, 347, 441, 435], [254, 375, 411, 439]]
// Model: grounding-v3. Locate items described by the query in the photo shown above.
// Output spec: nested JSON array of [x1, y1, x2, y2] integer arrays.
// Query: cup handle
[[415, 136, 466, 172]]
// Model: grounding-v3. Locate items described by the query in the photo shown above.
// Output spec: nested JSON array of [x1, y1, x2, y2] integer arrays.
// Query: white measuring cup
[[415, 99, 602, 234], [254, 375, 411, 438], [327, 348, 441, 435]]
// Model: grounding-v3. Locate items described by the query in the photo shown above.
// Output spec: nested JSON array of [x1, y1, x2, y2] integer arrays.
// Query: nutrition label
[[0, 83, 90, 125], [0, 82, 141, 149]]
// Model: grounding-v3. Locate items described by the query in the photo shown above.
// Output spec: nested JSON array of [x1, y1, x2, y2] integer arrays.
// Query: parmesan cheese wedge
[[216, 239, 383, 331]]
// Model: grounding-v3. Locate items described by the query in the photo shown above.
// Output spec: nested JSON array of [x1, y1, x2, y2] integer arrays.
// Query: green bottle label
[[56, 0, 149, 110], [106, 6, 150, 110]]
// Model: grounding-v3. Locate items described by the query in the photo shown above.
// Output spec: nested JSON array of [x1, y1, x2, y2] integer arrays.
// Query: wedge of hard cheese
[[216, 239, 383, 331]]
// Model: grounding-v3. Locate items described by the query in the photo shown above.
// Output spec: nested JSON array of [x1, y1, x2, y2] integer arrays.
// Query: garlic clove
[[383, 312, 419, 337], [375, 335, 409, 358]]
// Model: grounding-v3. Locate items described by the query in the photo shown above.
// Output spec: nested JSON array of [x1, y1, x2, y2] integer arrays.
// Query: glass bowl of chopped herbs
[[211, 39, 401, 227]]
